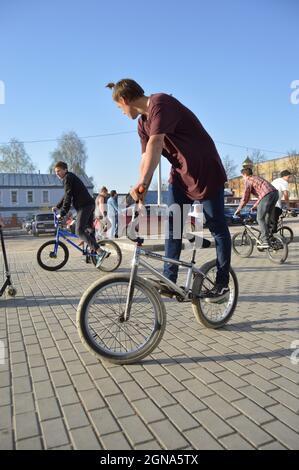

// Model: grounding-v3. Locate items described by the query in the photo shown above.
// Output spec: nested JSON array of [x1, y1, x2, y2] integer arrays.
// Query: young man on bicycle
[[106, 79, 231, 300], [235, 168, 278, 248], [271, 170, 291, 234], [52, 161, 108, 267]]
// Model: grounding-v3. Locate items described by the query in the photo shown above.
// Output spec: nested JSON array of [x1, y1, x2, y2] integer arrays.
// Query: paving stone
[[105, 394, 135, 419], [16, 437, 44, 450], [37, 397, 62, 421], [164, 404, 199, 432], [195, 409, 234, 439], [14, 412, 40, 441], [149, 419, 190, 449], [184, 426, 223, 450], [41, 418, 70, 449], [228, 415, 273, 448], [90, 408, 119, 436], [268, 389, 299, 413], [266, 404, 299, 432], [220, 433, 255, 450], [146, 386, 177, 407], [101, 432, 132, 450], [70, 426, 102, 450], [201, 395, 240, 420], [232, 398, 274, 425], [78, 389, 106, 411], [14, 392, 35, 415], [62, 403, 90, 429], [262, 421, 299, 450], [132, 398, 165, 424]]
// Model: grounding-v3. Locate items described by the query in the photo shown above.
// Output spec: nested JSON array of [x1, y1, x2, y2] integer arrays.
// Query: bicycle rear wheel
[[192, 259, 238, 328], [267, 235, 288, 264], [232, 231, 254, 258], [37, 240, 69, 271], [91, 240, 122, 272], [278, 226, 294, 245], [76, 274, 166, 364]]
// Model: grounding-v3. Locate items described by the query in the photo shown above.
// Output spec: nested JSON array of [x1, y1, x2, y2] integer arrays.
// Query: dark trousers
[[163, 185, 231, 286], [76, 204, 99, 252], [271, 207, 282, 234], [257, 191, 279, 242]]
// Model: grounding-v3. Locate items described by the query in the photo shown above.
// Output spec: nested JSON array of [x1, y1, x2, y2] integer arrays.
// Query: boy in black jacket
[[53, 161, 107, 267]]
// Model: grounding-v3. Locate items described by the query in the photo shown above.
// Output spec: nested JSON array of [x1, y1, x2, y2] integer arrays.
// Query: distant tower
[[242, 156, 253, 169]]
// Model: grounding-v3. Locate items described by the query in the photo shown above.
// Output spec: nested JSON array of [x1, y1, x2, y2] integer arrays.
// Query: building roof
[[0, 173, 93, 188]]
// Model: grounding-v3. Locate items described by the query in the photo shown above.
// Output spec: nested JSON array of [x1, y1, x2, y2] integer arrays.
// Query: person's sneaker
[[95, 250, 109, 268], [257, 240, 270, 249], [203, 285, 230, 303]]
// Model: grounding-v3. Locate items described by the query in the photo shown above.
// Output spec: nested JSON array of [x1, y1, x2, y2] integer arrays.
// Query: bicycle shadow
[[225, 316, 299, 332], [142, 347, 293, 366], [1, 295, 80, 307]]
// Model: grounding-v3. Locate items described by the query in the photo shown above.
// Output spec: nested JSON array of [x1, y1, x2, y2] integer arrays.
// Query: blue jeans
[[163, 184, 231, 286]]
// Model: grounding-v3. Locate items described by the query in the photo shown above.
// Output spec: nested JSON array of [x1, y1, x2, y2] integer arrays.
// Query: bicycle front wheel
[[232, 231, 254, 258], [192, 259, 239, 329], [76, 274, 166, 364], [267, 235, 288, 264], [92, 240, 122, 272], [37, 240, 69, 271], [278, 226, 294, 245]]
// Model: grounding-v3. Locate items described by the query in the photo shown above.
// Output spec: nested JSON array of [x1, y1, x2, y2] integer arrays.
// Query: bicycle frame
[[241, 222, 261, 243], [53, 213, 95, 257], [124, 238, 207, 321]]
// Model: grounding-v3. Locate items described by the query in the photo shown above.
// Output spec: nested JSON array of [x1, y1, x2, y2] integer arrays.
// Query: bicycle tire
[[192, 259, 238, 329], [278, 226, 294, 245], [267, 234, 288, 264], [37, 240, 69, 271], [77, 274, 166, 364], [91, 240, 122, 272], [232, 231, 254, 258]]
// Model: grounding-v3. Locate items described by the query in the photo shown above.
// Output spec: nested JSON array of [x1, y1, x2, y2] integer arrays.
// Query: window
[[272, 171, 280, 180], [27, 191, 33, 203], [11, 191, 18, 204], [42, 191, 49, 203]]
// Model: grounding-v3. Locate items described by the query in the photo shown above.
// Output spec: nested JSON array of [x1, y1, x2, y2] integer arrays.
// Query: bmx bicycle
[[37, 211, 122, 272], [77, 202, 239, 365], [232, 215, 288, 264]]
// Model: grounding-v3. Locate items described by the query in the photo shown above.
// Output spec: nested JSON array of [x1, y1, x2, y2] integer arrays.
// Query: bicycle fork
[[124, 245, 140, 321]]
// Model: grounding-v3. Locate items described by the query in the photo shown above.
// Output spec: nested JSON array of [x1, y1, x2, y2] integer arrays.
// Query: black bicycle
[[232, 215, 288, 264]]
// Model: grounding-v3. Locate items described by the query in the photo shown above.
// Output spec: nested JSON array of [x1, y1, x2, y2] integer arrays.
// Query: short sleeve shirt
[[137, 93, 227, 200], [271, 178, 289, 208]]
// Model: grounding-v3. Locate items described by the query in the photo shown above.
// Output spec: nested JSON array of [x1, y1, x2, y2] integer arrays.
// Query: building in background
[[228, 155, 299, 205], [0, 173, 94, 226]]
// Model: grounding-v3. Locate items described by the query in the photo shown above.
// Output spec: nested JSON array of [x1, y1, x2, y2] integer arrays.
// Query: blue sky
[[0, 0, 298, 192]]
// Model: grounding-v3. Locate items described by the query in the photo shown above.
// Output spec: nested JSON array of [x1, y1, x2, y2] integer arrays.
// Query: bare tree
[[0, 138, 36, 173], [287, 149, 299, 198], [222, 155, 238, 179], [249, 150, 267, 176], [49, 131, 88, 175]]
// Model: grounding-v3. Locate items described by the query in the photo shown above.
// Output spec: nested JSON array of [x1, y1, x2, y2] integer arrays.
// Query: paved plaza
[[0, 220, 299, 450]]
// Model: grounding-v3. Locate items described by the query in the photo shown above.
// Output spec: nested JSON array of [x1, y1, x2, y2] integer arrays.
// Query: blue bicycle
[[37, 212, 122, 272]]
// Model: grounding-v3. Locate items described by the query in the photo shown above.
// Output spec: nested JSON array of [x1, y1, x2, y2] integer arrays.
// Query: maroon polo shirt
[[138, 93, 227, 200]]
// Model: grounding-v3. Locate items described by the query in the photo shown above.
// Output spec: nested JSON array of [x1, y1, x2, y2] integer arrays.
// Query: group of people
[[52, 78, 292, 300], [94, 187, 119, 239]]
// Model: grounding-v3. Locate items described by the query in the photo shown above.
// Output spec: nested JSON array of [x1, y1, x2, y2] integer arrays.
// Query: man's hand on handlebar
[[234, 209, 241, 217], [129, 183, 147, 205]]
